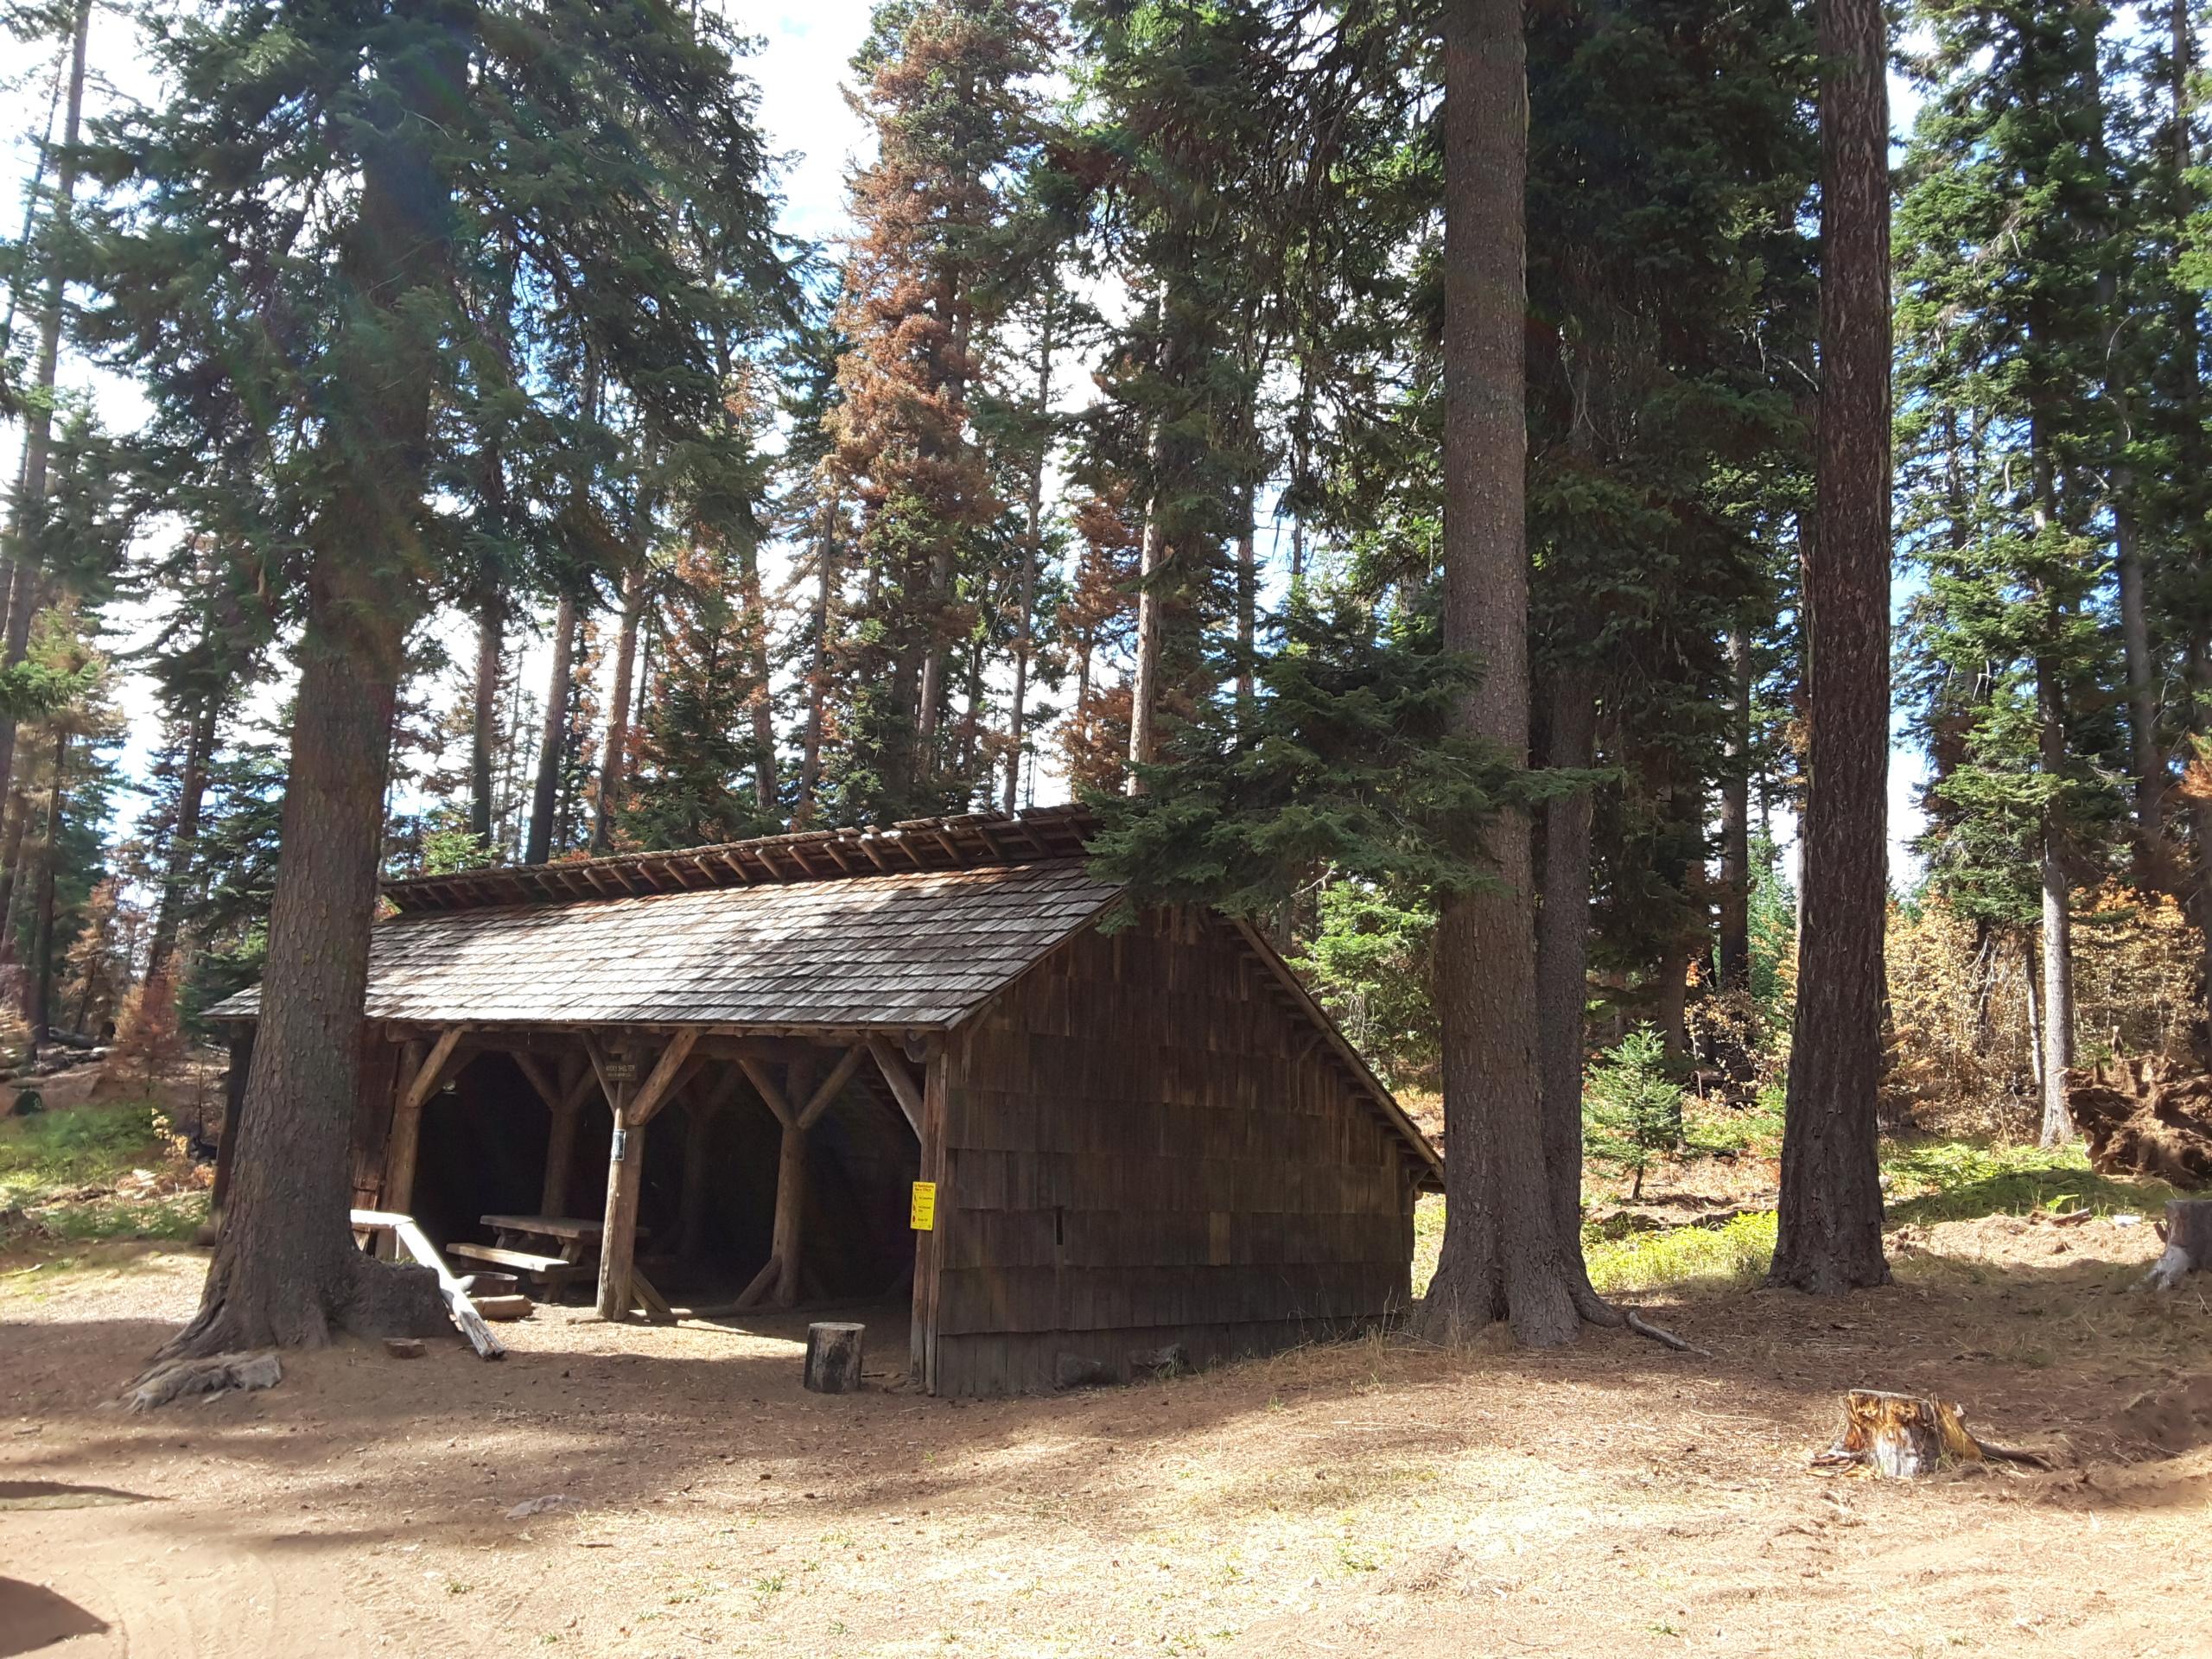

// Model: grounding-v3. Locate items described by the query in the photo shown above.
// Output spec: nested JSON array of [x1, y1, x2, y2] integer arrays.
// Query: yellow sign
[[910, 1181, 938, 1232]]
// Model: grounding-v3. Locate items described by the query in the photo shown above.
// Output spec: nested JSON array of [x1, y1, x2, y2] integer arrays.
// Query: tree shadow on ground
[[0, 1578, 107, 1654]]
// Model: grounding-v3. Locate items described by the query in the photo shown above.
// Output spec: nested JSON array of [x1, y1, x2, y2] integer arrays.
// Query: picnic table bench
[[451, 1215, 670, 1318]]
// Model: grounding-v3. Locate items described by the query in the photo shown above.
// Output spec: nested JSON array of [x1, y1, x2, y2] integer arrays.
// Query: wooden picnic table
[[454, 1215, 665, 1318], [468, 1213, 675, 1325], [480, 1213, 607, 1243]]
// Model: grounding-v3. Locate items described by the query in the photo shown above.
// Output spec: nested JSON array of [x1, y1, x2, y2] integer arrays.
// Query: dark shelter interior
[[410, 1046, 918, 1307]]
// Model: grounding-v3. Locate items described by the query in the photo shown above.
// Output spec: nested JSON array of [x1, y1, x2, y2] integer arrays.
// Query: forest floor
[[5, 1087, 2212, 1657]]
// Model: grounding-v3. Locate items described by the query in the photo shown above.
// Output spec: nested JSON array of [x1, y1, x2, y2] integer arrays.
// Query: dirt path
[[3, 1217, 2209, 1657]]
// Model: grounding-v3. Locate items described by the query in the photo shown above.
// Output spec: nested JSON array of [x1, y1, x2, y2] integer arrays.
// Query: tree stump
[[804, 1322, 864, 1394], [2145, 1199, 2212, 1292], [1816, 1389, 2044, 1477], [1832, 1390, 1981, 1476]]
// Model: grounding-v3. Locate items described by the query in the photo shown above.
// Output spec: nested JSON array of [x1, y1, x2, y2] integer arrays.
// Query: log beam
[[737, 1054, 794, 1128], [539, 1058, 596, 1217], [772, 1055, 815, 1306], [383, 1025, 468, 1223], [867, 1038, 924, 1136], [626, 1028, 702, 1128], [594, 1055, 641, 1320], [798, 1046, 865, 1133]]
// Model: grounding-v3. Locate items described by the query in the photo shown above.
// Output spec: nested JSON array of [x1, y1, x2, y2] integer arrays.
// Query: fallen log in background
[[2064, 1060, 2212, 1187], [1815, 1389, 2049, 1477]]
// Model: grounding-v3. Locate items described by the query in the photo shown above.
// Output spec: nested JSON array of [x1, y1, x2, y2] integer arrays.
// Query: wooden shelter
[[208, 805, 1441, 1395]]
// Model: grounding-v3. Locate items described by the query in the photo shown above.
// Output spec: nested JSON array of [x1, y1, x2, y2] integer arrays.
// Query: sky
[[0, 6, 1932, 885]]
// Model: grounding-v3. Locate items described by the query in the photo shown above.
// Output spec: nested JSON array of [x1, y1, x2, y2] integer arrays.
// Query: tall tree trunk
[[1235, 481, 1257, 717], [0, 786, 28, 953], [0, 0, 91, 812], [163, 18, 461, 1359], [1655, 944, 1691, 1058], [2039, 664, 2077, 1143], [1419, 0, 1581, 1348], [1005, 318, 1053, 816], [145, 691, 220, 988], [1718, 624, 1753, 990], [468, 587, 501, 849], [2088, 38, 2164, 889], [1770, 0, 1891, 1294], [798, 495, 838, 828], [2190, 634, 2212, 1014], [1124, 511, 1166, 792], [741, 541, 776, 815], [592, 563, 645, 853], [28, 727, 64, 1050], [1535, 669, 1601, 1300], [525, 593, 577, 866], [1125, 454, 1166, 797]]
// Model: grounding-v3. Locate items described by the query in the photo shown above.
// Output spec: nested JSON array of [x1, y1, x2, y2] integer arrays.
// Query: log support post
[[385, 1026, 468, 1216], [737, 1046, 865, 1309], [525, 1053, 594, 1217], [772, 1056, 814, 1307], [911, 1042, 945, 1389], [593, 1029, 700, 1320], [676, 1066, 743, 1259]]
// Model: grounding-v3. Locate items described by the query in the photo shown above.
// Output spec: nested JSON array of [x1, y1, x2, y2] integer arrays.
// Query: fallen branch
[[1624, 1308, 1711, 1357], [351, 1209, 505, 1360]]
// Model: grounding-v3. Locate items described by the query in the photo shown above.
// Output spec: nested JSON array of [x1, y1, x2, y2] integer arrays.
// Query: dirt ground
[[4, 1216, 2211, 1659]]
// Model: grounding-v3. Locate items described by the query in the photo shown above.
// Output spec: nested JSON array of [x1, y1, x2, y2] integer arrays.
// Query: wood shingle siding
[[927, 906, 1421, 1394]]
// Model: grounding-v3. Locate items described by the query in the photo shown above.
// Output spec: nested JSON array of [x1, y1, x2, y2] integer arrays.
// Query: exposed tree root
[[158, 1250, 448, 1363]]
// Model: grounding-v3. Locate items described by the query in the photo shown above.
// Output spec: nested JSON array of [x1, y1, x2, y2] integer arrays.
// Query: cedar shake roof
[[207, 856, 1119, 1032]]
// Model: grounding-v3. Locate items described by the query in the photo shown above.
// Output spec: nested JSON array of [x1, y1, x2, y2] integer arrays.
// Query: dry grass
[[7, 1209, 2211, 1658]]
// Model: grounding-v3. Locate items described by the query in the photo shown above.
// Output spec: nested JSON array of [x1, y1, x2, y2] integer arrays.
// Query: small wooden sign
[[909, 1181, 937, 1231], [602, 1060, 639, 1083]]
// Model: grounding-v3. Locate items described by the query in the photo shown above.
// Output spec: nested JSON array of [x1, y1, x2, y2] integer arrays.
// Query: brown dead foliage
[[2065, 1057, 2212, 1188]]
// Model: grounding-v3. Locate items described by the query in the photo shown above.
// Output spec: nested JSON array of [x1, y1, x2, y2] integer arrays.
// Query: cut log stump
[[2145, 1199, 2212, 1292], [804, 1322, 865, 1394], [1815, 1389, 2046, 1477]]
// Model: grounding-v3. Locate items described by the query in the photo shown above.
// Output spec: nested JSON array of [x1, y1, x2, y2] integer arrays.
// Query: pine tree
[[1895, 0, 2129, 1147], [830, 0, 1059, 817], [84, 0, 782, 1356], [1771, 0, 1893, 1294]]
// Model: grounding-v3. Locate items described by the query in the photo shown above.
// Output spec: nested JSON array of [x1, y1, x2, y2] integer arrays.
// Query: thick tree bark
[[1718, 624, 1753, 990], [1535, 669, 1601, 1299], [144, 692, 220, 989], [1006, 320, 1053, 816], [162, 17, 461, 1358], [27, 727, 64, 1049], [797, 496, 837, 828], [468, 587, 501, 849], [1235, 483, 1257, 715], [0, 0, 91, 811], [166, 556, 449, 1354], [524, 593, 576, 866], [592, 561, 645, 853], [1770, 0, 1891, 1295], [741, 541, 776, 814], [1418, 0, 1581, 1349], [0, 786, 27, 952], [1655, 943, 1691, 1058], [1124, 474, 1166, 797], [2039, 678, 2078, 1145]]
